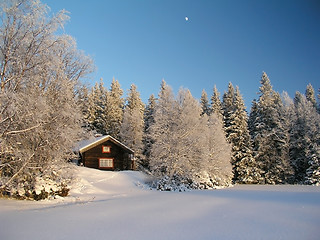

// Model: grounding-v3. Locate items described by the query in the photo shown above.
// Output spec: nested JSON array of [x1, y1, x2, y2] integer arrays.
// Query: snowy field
[[1, 167, 320, 240]]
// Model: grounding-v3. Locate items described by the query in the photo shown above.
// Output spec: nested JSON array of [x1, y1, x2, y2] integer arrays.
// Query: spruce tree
[[248, 99, 258, 137], [230, 87, 257, 183], [250, 72, 293, 184], [290, 92, 320, 184], [105, 78, 124, 138], [88, 80, 107, 134], [200, 89, 211, 116], [142, 94, 156, 169], [76, 85, 90, 130], [211, 85, 223, 119], [119, 84, 145, 166], [222, 82, 235, 142], [305, 83, 317, 109]]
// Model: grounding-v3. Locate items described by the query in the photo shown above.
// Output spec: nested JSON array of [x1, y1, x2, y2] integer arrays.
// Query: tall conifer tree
[[305, 83, 317, 109], [88, 80, 107, 134], [231, 87, 257, 183], [105, 78, 124, 138], [200, 89, 211, 116], [119, 84, 145, 166], [211, 85, 223, 119], [143, 94, 156, 169], [250, 72, 293, 184], [290, 91, 320, 184], [222, 82, 235, 141]]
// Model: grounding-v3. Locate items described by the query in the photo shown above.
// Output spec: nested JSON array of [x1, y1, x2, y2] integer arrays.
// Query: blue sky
[[43, 0, 320, 108]]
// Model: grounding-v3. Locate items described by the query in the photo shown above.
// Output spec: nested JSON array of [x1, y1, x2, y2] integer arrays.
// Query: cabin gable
[[79, 136, 134, 171]]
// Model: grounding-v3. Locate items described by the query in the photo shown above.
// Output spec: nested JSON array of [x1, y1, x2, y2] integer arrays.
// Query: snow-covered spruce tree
[[222, 82, 235, 137], [249, 72, 293, 184], [290, 92, 320, 184], [119, 84, 145, 168], [211, 85, 223, 119], [87, 80, 107, 134], [0, 0, 93, 199], [105, 78, 124, 138], [227, 86, 258, 183], [248, 99, 258, 136], [76, 85, 90, 129], [142, 94, 156, 170], [305, 83, 317, 109], [200, 89, 211, 116]]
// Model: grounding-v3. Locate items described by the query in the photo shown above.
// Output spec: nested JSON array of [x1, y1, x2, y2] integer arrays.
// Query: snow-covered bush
[[1, 163, 74, 200], [152, 175, 192, 192], [151, 171, 232, 192]]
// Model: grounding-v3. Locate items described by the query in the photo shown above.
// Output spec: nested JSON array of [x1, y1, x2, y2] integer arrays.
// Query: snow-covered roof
[[76, 135, 134, 154]]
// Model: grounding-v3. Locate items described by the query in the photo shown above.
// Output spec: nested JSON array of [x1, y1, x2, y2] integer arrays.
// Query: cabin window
[[99, 158, 114, 169], [102, 145, 111, 153]]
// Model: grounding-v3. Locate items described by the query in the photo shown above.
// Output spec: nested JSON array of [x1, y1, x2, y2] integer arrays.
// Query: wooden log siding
[[79, 136, 134, 171]]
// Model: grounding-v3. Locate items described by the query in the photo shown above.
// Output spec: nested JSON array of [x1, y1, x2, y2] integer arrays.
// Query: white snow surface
[[1, 167, 320, 240]]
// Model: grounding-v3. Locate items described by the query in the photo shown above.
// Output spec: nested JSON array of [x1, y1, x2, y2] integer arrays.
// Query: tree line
[[78, 73, 320, 189]]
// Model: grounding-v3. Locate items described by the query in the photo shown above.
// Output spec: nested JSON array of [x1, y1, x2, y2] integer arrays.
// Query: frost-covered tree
[[142, 94, 156, 169], [249, 72, 293, 184], [200, 89, 211, 116], [211, 85, 223, 119], [228, 87, 257, 183], [290, 92, 320, 184], [222, 82, 235, 137], [204, 114, 233, 187], [281, 91, 294, 109], [119, 84, 145, 166], [149, 80, 179, 179], [149, 81, 232, 190], [175, 88, 210, 182], [87, 80, 107, 134], [248, 99, 258, 136], [105, 78, 124, 138], [305, 83, 317, 109], [76, 85, 90, 129], [0, 0, 93, 199]]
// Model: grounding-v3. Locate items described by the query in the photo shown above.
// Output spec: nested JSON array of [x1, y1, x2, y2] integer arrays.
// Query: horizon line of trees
[[78, 72, 320, 188]]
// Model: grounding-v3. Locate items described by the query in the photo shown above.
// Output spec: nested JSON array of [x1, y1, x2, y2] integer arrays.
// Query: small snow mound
[[67, 167, 150, 202]]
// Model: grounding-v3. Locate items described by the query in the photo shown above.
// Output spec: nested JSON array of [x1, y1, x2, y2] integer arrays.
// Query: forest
[[0, 0, 319, 199]]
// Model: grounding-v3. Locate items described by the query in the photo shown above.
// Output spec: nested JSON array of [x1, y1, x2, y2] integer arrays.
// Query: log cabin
[[77, 135, 135, 171]]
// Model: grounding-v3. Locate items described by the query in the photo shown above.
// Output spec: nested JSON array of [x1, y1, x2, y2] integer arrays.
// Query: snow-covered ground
[[1, 167, 320, 240]]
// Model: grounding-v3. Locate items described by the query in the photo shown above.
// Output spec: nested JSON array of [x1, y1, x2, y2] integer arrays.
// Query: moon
[[185, 16, 189, 21]]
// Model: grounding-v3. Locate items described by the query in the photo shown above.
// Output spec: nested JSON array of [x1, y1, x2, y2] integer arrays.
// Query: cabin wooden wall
[[81, 140, 133, 170]]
